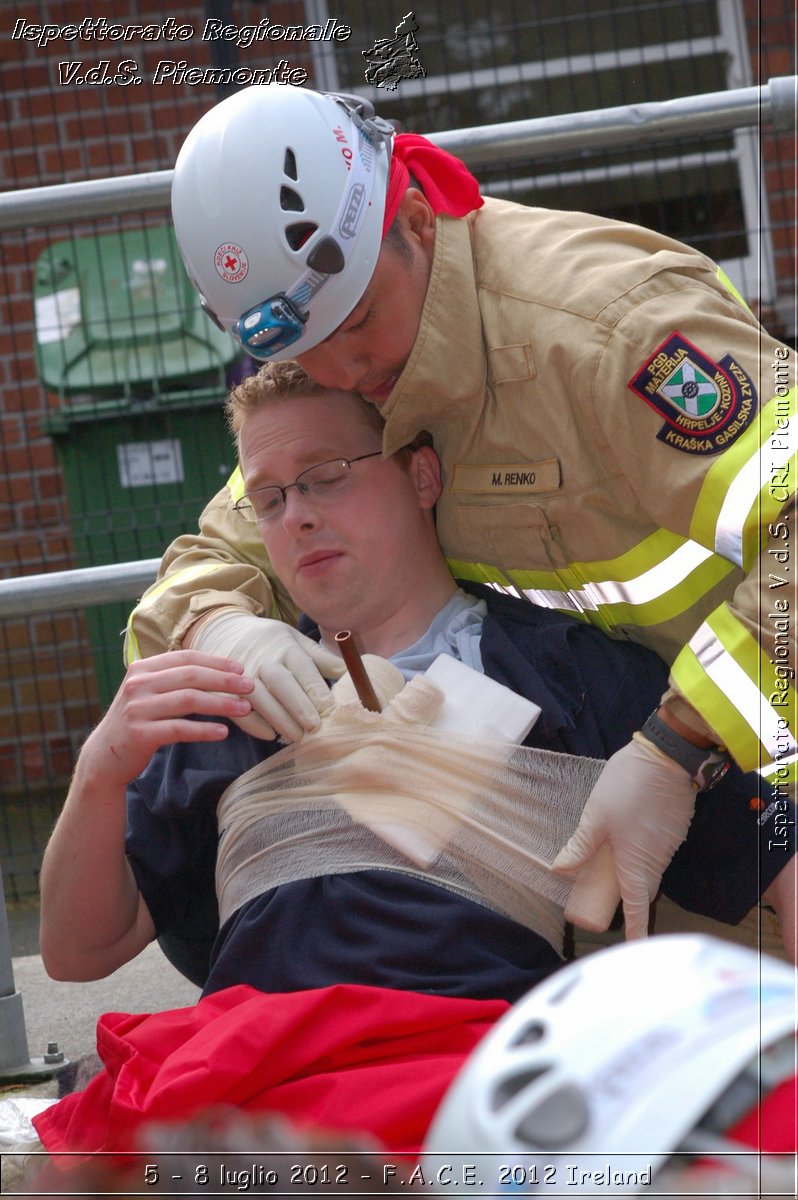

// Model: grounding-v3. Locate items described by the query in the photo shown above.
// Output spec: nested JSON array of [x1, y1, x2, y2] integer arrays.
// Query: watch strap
[[640, 711, 730, 790]]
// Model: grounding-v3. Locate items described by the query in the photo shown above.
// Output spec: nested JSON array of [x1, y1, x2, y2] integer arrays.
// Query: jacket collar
[[380, 213, 486, 456]]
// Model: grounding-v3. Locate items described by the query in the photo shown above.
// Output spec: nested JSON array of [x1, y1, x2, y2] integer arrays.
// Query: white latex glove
[[552, 733, 697, 940], [192, 611, 345, 742]]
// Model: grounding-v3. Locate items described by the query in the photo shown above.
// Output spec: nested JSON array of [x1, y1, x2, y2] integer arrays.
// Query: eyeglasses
[[233, 452, 383, 523]]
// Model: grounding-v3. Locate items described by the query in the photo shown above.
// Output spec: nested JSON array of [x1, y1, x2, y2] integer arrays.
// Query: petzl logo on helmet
[[214, 243, 249, 284], [339, 183, 366, 240]]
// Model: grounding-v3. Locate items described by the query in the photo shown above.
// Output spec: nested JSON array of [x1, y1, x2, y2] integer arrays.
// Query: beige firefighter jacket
[[126, 199, 796, 777]]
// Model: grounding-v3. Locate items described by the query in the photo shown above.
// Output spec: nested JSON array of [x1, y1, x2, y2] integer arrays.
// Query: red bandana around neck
[[381, 133, 483, 234]]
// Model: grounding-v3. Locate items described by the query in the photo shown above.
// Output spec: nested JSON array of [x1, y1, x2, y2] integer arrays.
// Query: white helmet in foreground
[[172, 85, 393, 361], [424, 935, 797, 1196]]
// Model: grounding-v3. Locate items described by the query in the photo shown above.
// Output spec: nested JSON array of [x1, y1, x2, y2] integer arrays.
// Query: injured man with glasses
[[35, 361, 795, 1159]]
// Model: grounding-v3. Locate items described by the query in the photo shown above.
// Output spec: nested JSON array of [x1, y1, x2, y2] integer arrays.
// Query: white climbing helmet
[[171, 84, 393, 361], [424, 935, 797, 1195]]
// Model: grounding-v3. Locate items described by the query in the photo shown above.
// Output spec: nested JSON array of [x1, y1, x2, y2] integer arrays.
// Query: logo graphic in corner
[[362, 12, 427, 91], [628, 331, 757, 455], [214, 243, 249, 284]]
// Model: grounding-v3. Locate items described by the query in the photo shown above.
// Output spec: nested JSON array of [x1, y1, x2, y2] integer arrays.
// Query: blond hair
[[226, 360, 432, 461], [225, 360, 341, 436]]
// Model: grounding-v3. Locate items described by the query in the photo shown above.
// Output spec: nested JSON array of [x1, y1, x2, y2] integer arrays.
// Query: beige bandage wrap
[[216, 657, 614, 950]]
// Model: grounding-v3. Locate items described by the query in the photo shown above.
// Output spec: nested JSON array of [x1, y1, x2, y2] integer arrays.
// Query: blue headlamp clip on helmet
[[236, 294, 308, 358]]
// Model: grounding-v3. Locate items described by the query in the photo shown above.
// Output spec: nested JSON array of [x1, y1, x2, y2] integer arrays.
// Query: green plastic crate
[[34, 226, 243, 705], [34, 224, 238, 399]]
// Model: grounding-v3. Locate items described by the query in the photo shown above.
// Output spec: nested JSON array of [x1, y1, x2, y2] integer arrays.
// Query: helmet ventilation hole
[[284, 149, 298, 180], [509, 1020, 547, 1047], [285, 222, 318, 250], [280, 186, 305, 212], [492, 1065, 552, 1111]]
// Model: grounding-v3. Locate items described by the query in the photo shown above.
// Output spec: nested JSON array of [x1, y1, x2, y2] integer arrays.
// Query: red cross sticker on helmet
[[214, 243, 249, 284]]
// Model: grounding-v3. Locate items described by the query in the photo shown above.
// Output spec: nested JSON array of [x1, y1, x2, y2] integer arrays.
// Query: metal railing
[[0, 564, 160, 1082], [0, 560, 160, 620], [0, 77, 794, 230]]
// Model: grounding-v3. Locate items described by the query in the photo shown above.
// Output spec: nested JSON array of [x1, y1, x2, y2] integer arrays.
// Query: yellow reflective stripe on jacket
[[691, 388, 798, 570], [126, 468, 248, 662], [448, 529, 734, 633], [126, 625, 142, 664], [671, 604, 798, 772], [125, 562, 228, 662], [227, 464, 246, 504], [447, 557, 516, 589], [716, 266, 753, 313], [446, 566, 592, 623]]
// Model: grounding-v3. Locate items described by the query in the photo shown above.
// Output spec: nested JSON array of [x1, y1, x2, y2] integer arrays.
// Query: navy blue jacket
[[126, 584, 792, 998]]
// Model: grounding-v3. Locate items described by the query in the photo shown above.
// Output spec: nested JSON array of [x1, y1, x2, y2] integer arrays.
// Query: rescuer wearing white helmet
[[171, 86, 395, 361], [127, 83, 796, 951]]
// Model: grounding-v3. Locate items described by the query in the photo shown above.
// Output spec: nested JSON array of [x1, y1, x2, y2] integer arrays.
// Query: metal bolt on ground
[[0, 866, 69, 1083]]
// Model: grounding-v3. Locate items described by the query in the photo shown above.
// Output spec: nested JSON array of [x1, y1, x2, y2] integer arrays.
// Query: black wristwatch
[[640, 710, 731, 791]]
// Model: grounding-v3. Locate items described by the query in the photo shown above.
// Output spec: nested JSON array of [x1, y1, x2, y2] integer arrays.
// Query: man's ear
[[398, 187, 436, 253], [409, 445, 442, 510]]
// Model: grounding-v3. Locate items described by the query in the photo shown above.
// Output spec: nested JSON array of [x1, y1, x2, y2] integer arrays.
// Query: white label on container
[[117, 439, 184, 488], [35, 287, 82, 344]]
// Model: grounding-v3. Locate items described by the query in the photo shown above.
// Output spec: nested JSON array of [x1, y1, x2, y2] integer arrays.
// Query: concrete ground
[[9, 943, 200, 1085], [0, 897, 198, 1195], [2, 898, 199, 1102]]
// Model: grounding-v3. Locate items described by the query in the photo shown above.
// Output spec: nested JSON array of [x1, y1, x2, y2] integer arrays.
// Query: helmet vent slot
[[284, 149, 298, 180], [285, 222, 318, 251], [492, 1065, 551, 1111], [280, 186, 305, 212], [509, 1020, 547, 1047]]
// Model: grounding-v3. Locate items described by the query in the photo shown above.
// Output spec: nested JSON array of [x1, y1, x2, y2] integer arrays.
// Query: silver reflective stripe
[[690, 624, 797, 761], [758, 751, 798, 779], [484, 581, 522, 600], [689, 622, 725, 669], [521, 588, 593, 613], [714, 416, 798, 565], [592, 541, 714, 606], [518, 540, 714, 614]]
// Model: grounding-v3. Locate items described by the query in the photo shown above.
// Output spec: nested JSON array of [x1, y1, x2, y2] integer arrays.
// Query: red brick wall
[[744, 0, 797, 336], [0, 0, 315, 791]]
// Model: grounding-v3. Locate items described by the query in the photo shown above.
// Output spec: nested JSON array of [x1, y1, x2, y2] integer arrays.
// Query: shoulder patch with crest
[[628, 331, 757, 455]]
